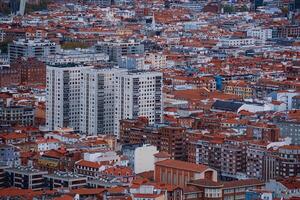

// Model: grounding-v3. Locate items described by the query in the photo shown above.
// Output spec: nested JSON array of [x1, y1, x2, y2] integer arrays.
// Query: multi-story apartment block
[[45, 49, 109, 65], [80, 67, 127, 135], [0, 101, 35, 126], [5, 166, 48, 191], [80, 68, 162, 136], [44, 171, 87, 190], [276, 145, 300, 178], [0, 144, 20, 167], [8, 39, 60, 63], [119, 71, 163, 125], [94, 40, 144, 62], [46, 65, 163, 136], [46, 64, 93, 131], [85, 0, 112, 7], [223, 80, 253, 99], [246, 28, 273, 42], [120, 119, 186, 161]]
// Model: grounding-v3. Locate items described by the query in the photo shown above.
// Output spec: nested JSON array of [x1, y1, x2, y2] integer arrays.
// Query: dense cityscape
[[0, 0, 300, 199]]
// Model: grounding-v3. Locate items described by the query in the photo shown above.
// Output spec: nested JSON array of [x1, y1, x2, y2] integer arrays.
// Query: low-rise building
[[5, 166, 48, 190], [154, 159, 217, 187], [44, 171, 87, 190]]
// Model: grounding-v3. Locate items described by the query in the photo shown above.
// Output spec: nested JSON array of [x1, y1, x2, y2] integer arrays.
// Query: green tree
[[61, 41, 90, 50], [223, 4, 235, 14]]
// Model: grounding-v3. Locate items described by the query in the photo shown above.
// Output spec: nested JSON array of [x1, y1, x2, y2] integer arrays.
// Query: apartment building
[[5, 166, 48, 191], [46, 65, 163, 136], [80, 67, 127, 135], [44, 171, 87, 190], [8, 39, 60, 63], [80, 68, 162, 136], [45, 64, 93, 131], [276, 145, 300, 178], [94, 40, 144, 62], [120, 119, 187, 161]]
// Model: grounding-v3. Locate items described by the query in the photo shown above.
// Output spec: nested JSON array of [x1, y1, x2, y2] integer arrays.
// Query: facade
[[0, 144, 20, 167], [45, 64, 93, 131], [94, 40, 144, 62], [45, 49, 109, 65], [5, 166, 48, 191], [275, 119, 300, 145], [120, 120, 187, 161], [154, 159, 217, 187], [0, 67, 21, 87], [119, 54, 147, 70], [218, 37, 255, 47], [0, 105, 35, 126], [8, 39, 60, 63], [44, 171, 87, 190], [276, 145, 300, 178], [119, 71, 163, 126], [80, 68, 163, 135], [80, 68, 127, 135], [223, 80, 253, 99], [85, 0, 112, 7], [246, 28, 272, 42], [122, 144, 158, 174], [187, 179, 265, 200], [292, 95, 300, 109], [10, 57, 46, 86]]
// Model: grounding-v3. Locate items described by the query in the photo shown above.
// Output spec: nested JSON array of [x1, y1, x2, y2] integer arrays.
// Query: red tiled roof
[[75, 159, 102, 169], [155, 159, 209, 173]]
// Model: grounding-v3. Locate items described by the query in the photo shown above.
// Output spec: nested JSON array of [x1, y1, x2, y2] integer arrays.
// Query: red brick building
[[0, 67, 21, 87], [154, 159, 217, 187], [120, 119, 187, 160], [10, 57, 46, 86]]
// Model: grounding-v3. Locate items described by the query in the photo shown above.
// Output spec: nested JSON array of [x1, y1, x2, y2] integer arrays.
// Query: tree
[[223, 4, 235, 14]]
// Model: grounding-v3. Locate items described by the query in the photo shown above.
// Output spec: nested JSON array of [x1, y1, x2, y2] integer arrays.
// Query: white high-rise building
[[80, 68, 163, 136], [118, 71, 163, 126], [46, 64, 93, 131], [46, 65, 163, 136], [80, 67, 127, 135]]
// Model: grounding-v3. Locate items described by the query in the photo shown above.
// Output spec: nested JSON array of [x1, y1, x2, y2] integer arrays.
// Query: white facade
[[45, 49, 109, 65], [218, 37, 255, 47], [46, 64, 93, 131], [119, 71, 163, 125], [46, 65, 163, 136], [80, 68, 163, 136], [145, 52, 167, 69], [83, 151, 120, 163], [80, 68, 127, 135], [273, 90, 300, 110], [134, 145, 158, 174], [247, 28, 272, 42], [36, 139, 60, 152]]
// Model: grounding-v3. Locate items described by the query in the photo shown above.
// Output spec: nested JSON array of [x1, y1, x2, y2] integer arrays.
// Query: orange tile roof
[[76, 159, 102, 169], [155, 159, 209, 173]]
